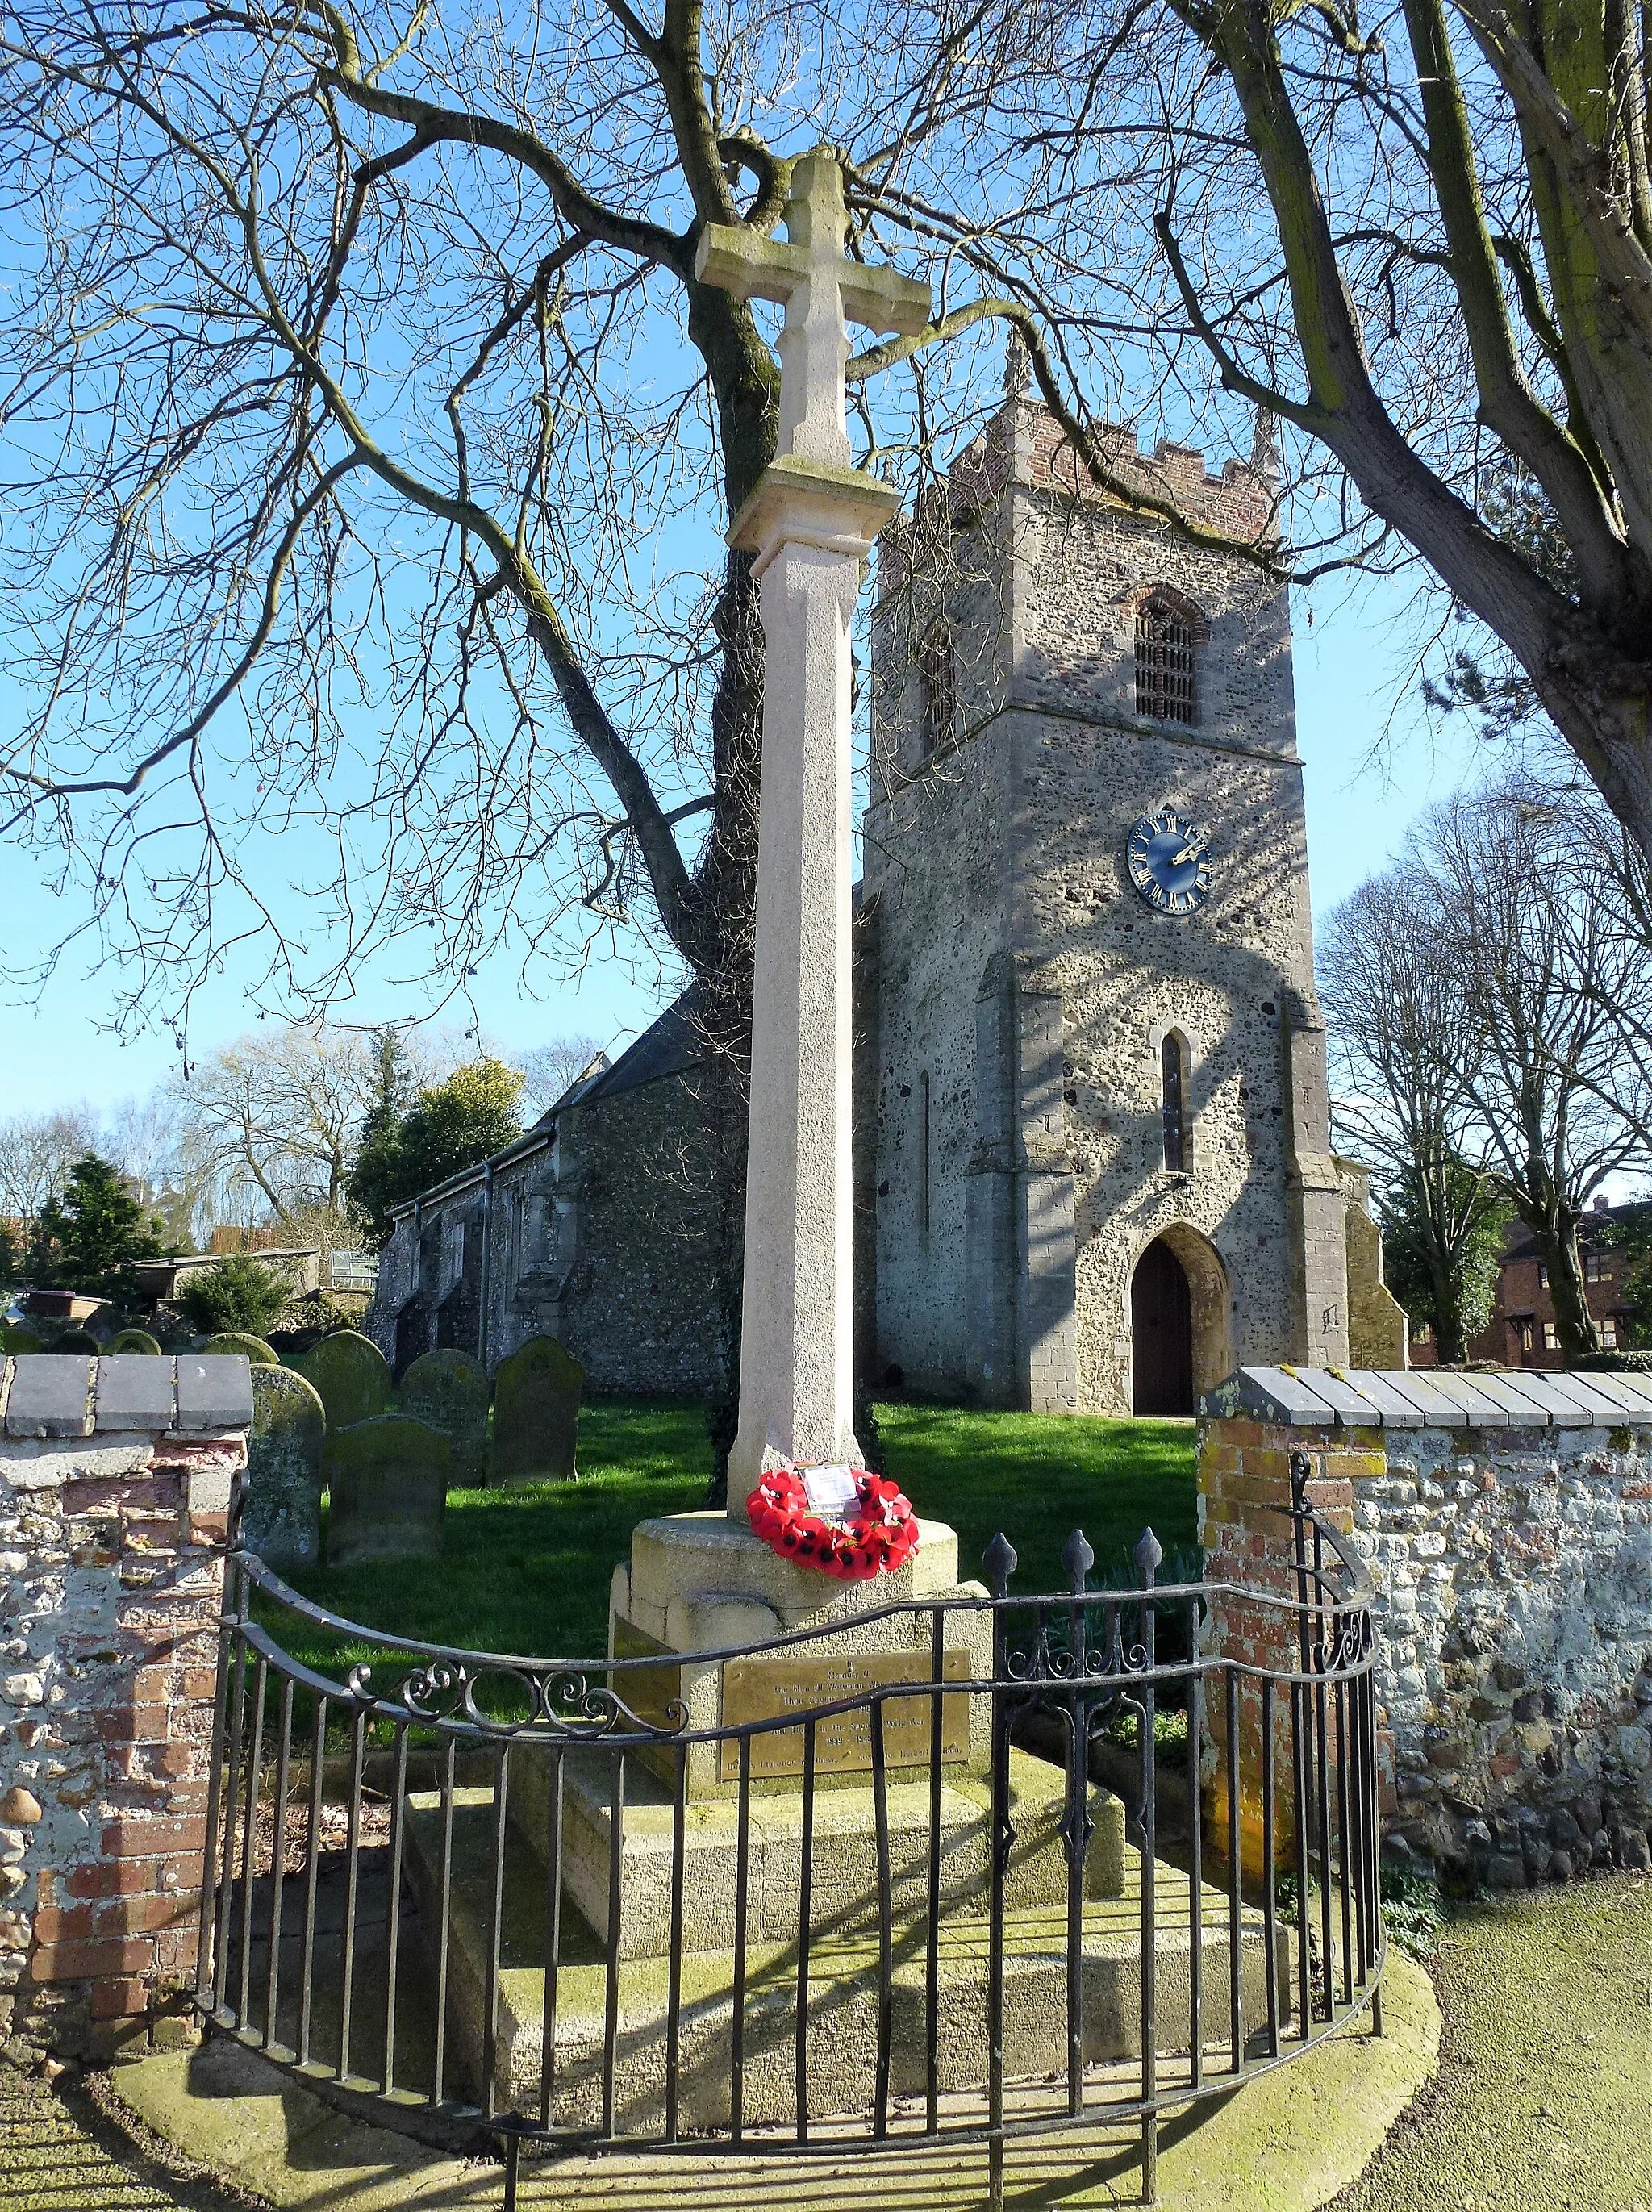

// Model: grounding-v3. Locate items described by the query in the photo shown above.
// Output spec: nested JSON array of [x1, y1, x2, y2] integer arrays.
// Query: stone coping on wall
[[0, 1353, 253, 1439], [1199, 1363, 1652, 1429]]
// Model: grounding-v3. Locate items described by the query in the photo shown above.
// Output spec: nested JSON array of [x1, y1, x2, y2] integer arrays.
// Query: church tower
[[861, 398, 1348, 1416]]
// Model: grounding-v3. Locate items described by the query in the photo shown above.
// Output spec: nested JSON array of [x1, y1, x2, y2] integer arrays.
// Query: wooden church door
[[1131, 1237, 1194, 1416]]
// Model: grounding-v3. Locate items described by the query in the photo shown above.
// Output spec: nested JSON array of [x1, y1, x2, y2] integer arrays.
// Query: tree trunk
[[689, 550, 764, 1505], [1520, 1200, 1600, 1361], [1431, 1254, 1473, 1365]]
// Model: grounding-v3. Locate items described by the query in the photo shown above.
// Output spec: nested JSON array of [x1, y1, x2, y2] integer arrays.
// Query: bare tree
[[169, 1026, 382, 1233], [873, 0, 1652, 855], [1320, 863, 1505, 1361], [1422, 783, 1650, 1355], [517, 1037, 610, 1119], [1552, 793, 1652, 1152], [0, 0, 1062, 1425], [0, 1108, 101, 1224]]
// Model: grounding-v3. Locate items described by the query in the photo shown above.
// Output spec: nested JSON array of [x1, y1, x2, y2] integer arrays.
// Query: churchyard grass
[[874, 1402, 1199, 1588], [263, 1400, 711, 1680], [257, 1400, 1195, 1701]]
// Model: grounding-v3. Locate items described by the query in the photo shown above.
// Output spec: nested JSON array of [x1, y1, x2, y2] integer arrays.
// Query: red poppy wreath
[[746, 1464, 920, 1582]]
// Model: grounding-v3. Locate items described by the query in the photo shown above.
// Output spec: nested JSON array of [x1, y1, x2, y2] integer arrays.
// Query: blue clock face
[[1127, 808, 1213, 916]]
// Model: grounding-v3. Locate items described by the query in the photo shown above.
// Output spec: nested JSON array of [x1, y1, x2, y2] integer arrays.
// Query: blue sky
[[0, 564, 1482, 1121]]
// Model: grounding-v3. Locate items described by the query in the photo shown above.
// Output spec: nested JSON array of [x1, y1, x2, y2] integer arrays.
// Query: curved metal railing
[[192, 1452, 1383, 2207]]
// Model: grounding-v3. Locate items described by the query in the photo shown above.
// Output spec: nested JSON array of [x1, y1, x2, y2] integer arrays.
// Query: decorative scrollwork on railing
[[339, 1655, 690, 1739]]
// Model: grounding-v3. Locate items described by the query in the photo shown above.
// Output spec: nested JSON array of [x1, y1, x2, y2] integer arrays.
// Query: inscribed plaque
[[719, 1649, 971, 1780]]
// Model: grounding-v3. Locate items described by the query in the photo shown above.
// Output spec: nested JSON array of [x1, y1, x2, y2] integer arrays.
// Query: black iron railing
[[192, 1457, 1382, 2208]]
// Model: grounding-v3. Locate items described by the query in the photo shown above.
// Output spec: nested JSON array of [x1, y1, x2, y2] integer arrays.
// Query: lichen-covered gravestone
[[488, 1335, 584, 1484], [299, 1329, 391, 1430], [206, 1330, 279, 1364], [324, 1415, 449, 1566], [399, 1346, 490, 1488], [244, 1365, 327, 1572]]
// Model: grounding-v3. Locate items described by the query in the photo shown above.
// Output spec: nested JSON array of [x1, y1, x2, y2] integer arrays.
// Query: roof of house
[[1500, 1200, 1644, 1265]]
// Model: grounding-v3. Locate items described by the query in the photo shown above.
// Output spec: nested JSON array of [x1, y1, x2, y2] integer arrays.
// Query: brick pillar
[[1197, 1414, 1378, 1879], [0, 1355, 250, 2061]]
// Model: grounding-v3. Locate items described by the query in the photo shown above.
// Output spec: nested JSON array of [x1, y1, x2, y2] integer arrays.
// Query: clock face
[[1127, 808, 1213, 915]]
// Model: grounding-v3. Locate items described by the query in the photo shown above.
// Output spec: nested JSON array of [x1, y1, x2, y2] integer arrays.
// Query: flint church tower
[[860, 397, 1352, 1416]]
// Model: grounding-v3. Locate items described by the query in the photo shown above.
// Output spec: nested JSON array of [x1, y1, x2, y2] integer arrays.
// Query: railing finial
[[1061, 1527, 1095, 1594], [1133, 1525, 1163, 1588], [982, 1530, 1018, 1599]]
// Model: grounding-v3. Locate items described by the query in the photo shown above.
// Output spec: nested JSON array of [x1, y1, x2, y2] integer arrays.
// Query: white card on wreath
[[802, 1463, 860, 1518]]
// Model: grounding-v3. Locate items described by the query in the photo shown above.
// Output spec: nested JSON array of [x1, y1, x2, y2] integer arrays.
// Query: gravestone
[[488, 1336, 583, 1484], [110, 1329, 163, 1355], [399, 1346, 490, 1488], [324, 1414, 448, 1566], [244, 1365, 326, 1572], [206, 1330, 279, 1364], [0, 1325, 45, 1353], [299, 1329, 391, 1431]]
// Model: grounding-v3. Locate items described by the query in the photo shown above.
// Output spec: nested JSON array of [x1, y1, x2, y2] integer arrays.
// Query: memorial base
[[404, 1786, 1286, 2130], [606, 1509, 995, 1799], [507, 1741, 1126, 1959]]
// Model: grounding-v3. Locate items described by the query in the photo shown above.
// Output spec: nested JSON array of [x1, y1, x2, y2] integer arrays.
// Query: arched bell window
[[1162, 1032, 1190, 1172], [1135, 595, 1199, 725], [918, 618, 957, 757]]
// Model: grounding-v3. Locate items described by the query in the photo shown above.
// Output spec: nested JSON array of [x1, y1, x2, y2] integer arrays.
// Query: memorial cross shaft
[[695, 150, 929, 1511]]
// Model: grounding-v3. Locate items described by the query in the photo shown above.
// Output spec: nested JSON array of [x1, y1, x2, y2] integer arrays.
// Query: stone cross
[[695, 151, 930, 1513], [696, 149, 930, 470]]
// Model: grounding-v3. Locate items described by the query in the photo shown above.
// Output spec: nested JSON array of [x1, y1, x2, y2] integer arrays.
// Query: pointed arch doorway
[[1131, 1236, 1194, 1416], [1129, 1225, 1232, 1415]]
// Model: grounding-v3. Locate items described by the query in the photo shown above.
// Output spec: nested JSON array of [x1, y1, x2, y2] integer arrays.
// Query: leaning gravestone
[[299, 1329, 391, 1431], [244, 1365, 327, 1573], [488, 1335, 584, 1484], [206, 1330, 279, 1364], [324, 1415, 448, 1567], [399, 1347, 490, 1488]]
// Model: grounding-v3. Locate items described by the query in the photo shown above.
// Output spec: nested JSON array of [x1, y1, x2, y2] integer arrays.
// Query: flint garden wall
[[0, 1354, 252, 2060], [1200, 1365, 1652, 1885]]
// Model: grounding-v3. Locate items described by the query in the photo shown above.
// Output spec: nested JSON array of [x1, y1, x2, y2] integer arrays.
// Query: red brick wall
[[1198, 1417, 1379, 1878], [0, 1431, 241, 2060]]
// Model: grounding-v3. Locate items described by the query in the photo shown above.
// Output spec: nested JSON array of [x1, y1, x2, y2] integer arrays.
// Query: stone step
[[503, 1742, 1127, 1959], [402, 1788, 1286, 2134]]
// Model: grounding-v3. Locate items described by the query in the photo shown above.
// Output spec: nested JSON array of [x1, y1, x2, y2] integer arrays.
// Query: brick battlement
[[1014, 403, 1277, 544]]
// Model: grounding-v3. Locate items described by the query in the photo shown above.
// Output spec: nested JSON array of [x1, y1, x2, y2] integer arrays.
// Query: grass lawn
[[875, 1402, 1199, 1591], [261, 1399, 1197, 1686], [1327, 1876, 1652, 2212]]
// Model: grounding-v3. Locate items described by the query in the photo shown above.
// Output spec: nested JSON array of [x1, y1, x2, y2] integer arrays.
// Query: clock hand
[[1170, 830, 1210, 866]]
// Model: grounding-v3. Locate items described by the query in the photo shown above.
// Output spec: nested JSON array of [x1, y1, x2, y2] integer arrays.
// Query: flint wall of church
[[866, 401, 1325, 1413], [540, 1073, 727, 1397], [866, 501, 1015, 1397], [368, 1072, 727, 1397]]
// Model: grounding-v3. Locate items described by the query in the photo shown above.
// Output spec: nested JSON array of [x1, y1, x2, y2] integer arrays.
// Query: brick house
[[1412, 1196, 1637, 1367]]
